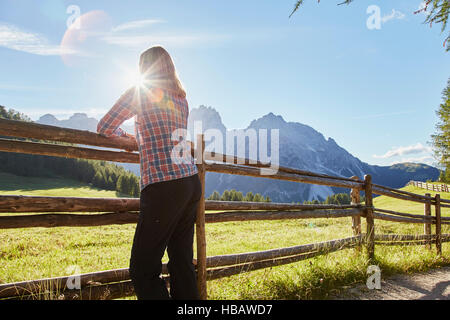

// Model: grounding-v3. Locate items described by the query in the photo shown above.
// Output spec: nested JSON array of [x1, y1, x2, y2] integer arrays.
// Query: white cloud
[[390, 156, 435, 166], [0, 18, 229, 57], [102, 33, 230, 48], [0, 23, 76, 56], [103, 34, 200, 47], [111, 19, 166, 32], [381, 9, 406, 24], [104, 18, 230, 48], [373, 143, 432, 159]]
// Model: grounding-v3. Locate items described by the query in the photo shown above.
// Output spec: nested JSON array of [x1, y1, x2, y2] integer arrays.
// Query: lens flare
[[126, 71, 146, 88], [60, 10, 112, 66]]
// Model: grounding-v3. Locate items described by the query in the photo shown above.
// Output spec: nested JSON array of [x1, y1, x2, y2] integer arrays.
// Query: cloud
[[0, 17, 228, 58], [102, 32, 230, 48], [390, 156, 435, 166], [111, 19, 166, 32], [373, 143, 432, 159], [381, 9, 406, 24], [104, 17, 230, 48], [0, 23, 76, 56]]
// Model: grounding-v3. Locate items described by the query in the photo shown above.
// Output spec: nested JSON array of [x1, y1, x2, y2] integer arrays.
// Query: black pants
[[129, 174, 201, 300]]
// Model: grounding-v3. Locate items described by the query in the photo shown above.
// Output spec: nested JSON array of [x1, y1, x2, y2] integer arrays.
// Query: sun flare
[[127, 71, 146, 88]]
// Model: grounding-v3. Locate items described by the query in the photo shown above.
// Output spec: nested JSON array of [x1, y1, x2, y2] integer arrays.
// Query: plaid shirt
[[97, 87, 198, 191]]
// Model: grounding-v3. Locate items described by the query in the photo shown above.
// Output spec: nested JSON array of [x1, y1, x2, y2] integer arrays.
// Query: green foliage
[[422, 0, 450, 51], [209, 191, 221, 200], [439, 169, 450, 182], [290, 0, 450, 51], [220, 190, 231, 201], [208, 189, 271, 202], [324, 193, 351, 205], [0, 105, 32, 122], [432, 78, 450, 174], [244, 191, 254, 202], [303, 193, 351, 205], [0, 152, 140, 197]]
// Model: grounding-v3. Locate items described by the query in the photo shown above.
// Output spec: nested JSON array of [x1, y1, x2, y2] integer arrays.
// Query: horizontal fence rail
[[408, 180, 450, 193], [0, 195, 363, 213], [0, 119, 448, 300], [0, 118, 138, 151], [0, 208, 365, 229], [0, 195, 365, 229]]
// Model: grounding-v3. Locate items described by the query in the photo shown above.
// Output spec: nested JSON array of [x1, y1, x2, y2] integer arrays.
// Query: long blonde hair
[[139, 46, 186, 98]]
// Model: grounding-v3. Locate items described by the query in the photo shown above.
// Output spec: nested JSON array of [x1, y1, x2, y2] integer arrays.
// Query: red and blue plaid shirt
[[97, 87, 197, 191]]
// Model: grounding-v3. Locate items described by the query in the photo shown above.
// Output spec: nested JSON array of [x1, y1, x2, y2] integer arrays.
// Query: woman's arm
[[97, 87, 137, 137]]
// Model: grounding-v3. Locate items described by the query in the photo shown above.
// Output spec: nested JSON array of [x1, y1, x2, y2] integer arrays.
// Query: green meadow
[[0, 172, 449, 299]]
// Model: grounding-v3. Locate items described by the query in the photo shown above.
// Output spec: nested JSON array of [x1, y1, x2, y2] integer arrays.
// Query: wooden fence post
[[364, 175, 375, 260], [195, 134, 207, 299], [350, 176, 361, 251], [424, 193, 432, 250], [435, 194, 442, 256]]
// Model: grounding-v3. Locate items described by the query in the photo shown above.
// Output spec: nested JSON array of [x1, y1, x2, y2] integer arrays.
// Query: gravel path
[[333, 266, 450, 300]]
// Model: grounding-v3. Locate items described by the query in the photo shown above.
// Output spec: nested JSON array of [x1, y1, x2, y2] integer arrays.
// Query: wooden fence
[[408, 180, 450, 193], [0, 118, 449, 300]]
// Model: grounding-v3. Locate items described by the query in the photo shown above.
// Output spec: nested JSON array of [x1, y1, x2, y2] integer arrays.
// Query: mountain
[[37, 113, 99, 132], [188, 106, 439, 202], [37, 113, 139, 176], [36, 108, 439, 202], [37, 113, 136, 134]]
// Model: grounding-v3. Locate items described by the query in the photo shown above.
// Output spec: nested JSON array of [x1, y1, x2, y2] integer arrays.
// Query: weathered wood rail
[[0, 119, 448, 300], [408, 180, 450, 193]]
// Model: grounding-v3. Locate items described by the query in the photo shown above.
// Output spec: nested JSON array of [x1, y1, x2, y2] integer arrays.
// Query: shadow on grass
[[226, 249, 450, 300]]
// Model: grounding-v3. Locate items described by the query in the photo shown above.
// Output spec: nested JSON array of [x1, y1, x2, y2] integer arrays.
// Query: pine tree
[[221, 190, 231, 201], [432, 78, 450, 177], [208, 191, 221, 200], [253, 193, 262, 202], [92, 172, 103, 189]]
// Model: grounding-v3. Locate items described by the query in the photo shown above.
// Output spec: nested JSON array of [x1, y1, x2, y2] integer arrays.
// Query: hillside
[[374, 184, 450, 217], [1, 107, 140, 197], [0, 174, 448, 300], [188, 106, 439, 202], [35, 107, 440, 203], [0, 172, 124, 198]]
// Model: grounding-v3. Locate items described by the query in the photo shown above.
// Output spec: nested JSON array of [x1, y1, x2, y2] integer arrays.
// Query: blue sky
[[0, 0, 448, 167]]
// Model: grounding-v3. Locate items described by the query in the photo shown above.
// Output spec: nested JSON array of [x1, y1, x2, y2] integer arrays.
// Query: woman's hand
[[122, 133, 137, 152]]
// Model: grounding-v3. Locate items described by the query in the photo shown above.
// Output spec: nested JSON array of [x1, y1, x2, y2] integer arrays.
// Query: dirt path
[[333, 266, 450, 300]]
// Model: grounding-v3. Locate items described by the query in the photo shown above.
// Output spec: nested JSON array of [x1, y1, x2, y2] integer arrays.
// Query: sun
[[114, 61, 151, 90], [127, 71, 146, 88]]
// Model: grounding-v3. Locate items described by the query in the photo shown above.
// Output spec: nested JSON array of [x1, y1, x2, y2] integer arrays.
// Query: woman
[[97, 46, 201, 300]]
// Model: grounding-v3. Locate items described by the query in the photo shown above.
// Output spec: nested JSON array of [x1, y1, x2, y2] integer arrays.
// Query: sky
[[0, 0, 448, 167]]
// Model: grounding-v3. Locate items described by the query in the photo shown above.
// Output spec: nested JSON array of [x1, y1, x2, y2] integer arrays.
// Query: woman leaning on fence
[[97, 46, 201, 300]]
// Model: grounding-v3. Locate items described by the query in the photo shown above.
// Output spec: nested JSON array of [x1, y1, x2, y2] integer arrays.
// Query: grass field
[[0, 172, 449, 299]]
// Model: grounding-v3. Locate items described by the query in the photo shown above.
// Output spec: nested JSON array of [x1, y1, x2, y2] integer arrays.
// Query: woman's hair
[[139, 46, 186, 98]]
